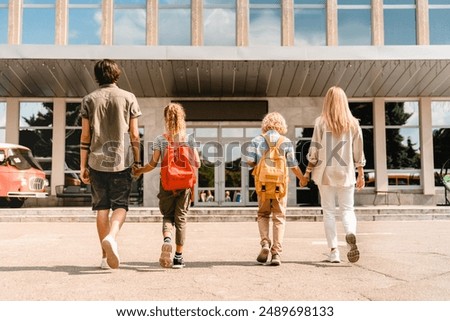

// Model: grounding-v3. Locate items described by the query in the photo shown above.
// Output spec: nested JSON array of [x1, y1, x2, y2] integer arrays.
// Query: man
[[80, 59, 141, 269]]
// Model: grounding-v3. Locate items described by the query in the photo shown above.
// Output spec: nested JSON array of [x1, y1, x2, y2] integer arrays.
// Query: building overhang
[[2, 45, 450, 99]]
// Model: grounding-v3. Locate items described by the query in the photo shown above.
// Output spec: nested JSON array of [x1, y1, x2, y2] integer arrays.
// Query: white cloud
[[204, 9, 235, 45], [114, 9, 146, 45], [249, 10, 281, 46], [432, 101, 450, 127]]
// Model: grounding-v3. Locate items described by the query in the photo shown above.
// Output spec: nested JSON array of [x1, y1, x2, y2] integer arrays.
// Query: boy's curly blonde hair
[[261, 112, 287, 134]]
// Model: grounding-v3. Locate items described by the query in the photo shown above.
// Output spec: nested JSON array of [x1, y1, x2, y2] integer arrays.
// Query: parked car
[[0, 143, 48, 208]]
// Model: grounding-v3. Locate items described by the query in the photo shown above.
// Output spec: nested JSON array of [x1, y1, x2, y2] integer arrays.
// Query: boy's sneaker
[[257, 244, 270, 263], [327, 249, 341, 263], [172, 256, 185, 269], [346, 233, 360, 263], [101, 235, 120, 269], [270, 254, 281, 266], [159, 243, 172, 268]]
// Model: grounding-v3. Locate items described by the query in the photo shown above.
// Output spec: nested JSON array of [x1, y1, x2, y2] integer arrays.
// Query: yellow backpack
[[252, 134, 289, 202]]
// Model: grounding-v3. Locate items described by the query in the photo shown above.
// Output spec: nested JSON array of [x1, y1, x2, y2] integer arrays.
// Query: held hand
[[356, 174, 365, 191], [299, 175, 309, 187], [80, 168, 90, 184], [132, 164, 143, 177]]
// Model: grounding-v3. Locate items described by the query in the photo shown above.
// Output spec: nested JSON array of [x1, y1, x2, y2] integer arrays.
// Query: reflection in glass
[[245, 128, 261, 138], [294, 2, 326, 46], [198, 143, 216, 188], [225, 143, 241, 189], [65, 103, 82, 173], [430, 5, 450, 45], [22, 8, 55, 44], [0, 102, 5, 127], [159, 3, 190, 45], [338, 8, 371, 45], [222, 128, 243, 138], [249, 1, 281, 46], [432, 101, 450, 185], [68, 2, 102, 45], [114, 7, 146, 45], [0, 3, 7, 44], [195, 128, 218, 138], [204, 2, 236, 46], [384, 8, 416, 45]]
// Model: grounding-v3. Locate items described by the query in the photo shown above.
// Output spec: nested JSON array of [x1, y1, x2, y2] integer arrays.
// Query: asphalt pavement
[[1, 219, 449, 301]]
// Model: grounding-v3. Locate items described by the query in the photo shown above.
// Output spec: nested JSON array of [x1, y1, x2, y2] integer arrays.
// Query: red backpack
[[161, 134, 197, 191]]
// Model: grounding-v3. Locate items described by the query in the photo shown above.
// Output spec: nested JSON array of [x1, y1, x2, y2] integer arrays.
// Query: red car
[[0, 143, 48, 208]]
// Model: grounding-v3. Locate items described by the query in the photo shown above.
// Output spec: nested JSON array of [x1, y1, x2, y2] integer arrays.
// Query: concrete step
[[0, 206, 449, 222]]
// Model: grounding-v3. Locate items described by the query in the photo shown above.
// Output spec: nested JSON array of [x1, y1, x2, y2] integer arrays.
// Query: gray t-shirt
[[80, 84, 141, 172]]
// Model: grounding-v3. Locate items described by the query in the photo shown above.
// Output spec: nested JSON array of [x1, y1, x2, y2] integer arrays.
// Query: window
[[383, 0, 416, 45], [68, 0, 102, 45], [19, 102, 54, 184], [349, 102, 375, 186], [338, 0, 371, 46], [293, 0, 326, 46], [204, 0, 236, 46], [65, 103, 82, 186], [249, 0, 281, 46], [113, 0, 146, 45], [22, 0, 56, 44], [385, 101, 421, 187], [431, 101, 450, 186], [429, 0, 450, 45], [0, 102, 5, 143], [0, 0, 7, 44], [159, 0, 191, 45]]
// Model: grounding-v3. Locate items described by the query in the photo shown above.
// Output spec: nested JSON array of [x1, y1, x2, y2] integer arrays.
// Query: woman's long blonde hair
[[321, 86, 358, 136], [164, 103, 186, 138], [261, 112, 288, 134]]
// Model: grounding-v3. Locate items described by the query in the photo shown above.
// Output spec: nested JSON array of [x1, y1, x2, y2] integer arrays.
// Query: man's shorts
[[89, 168, 132, 211]]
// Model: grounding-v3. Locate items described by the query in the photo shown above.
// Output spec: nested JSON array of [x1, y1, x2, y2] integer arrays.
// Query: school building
[[1, 0, 450, 208]]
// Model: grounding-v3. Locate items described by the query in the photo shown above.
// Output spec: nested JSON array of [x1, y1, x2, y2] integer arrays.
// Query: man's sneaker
[[101, 235, 120, 269], [172, 256, 185, 269], [270, 253, 281, 266], [346, 233, 360, 263], [257, 244, 270, 263], [100, 258, 110, 270], [159, 243, 172, 268], [327, 249, 341, 263]]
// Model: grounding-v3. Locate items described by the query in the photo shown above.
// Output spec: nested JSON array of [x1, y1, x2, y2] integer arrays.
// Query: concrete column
[[8, 0, 21, 44], [146, 0, 157, 45], [419, 98, 434, 195], [5, 98, 19, 144], [51, 99, 66, 195], [236, 0, 248, 46], [373, 98, 388, 192], [55, 0, 68, 45], [416, 0, 429, 45], [372, 0, 383, 45], [102, 0, 113, 45], [191, 0, 202, 46], [282, 0, 294, 46], [326, 0, 337, 46]]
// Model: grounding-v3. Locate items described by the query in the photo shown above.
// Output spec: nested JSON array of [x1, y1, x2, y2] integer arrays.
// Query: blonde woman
[[246, 112, 304, 266], [133, 103, 200, 268], [303, 86, 365, 263]]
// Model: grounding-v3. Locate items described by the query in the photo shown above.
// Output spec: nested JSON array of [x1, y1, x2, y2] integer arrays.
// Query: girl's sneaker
[[328, 249, 341, 263], [172, 256, 185, 269], [346, 233, 360, 263]]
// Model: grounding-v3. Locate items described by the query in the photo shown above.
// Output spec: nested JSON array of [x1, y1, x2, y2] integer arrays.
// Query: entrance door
[[188, 124, 261, 207]]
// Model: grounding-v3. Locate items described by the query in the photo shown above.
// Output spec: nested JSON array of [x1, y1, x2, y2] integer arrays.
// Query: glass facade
[[294, 0, 326, 46], [113, 0, 146, 45], [249, 0, 281, 46], [159, 0, 191, 45], [385, 101, 421, 186], [204, 0, 236, 46], [0, 0, 7, 44], [383, 0, 417, 45], [68, 0, 102, 45], [338, 0, 371, 46], [432, 101, 450, 186], [19, 102, 54, 184], [429, 0, 450, 45], [22, 0, 56, 44]]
